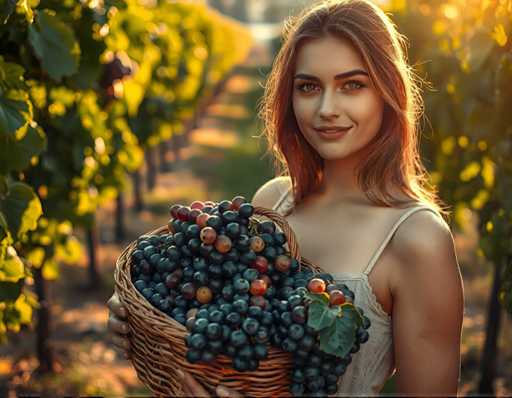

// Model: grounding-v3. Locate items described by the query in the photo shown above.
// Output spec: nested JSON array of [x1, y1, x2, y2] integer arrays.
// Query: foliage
[[386, 0, 512, 314], [0, 0, 251, 344], [305, 291, 363, 358]]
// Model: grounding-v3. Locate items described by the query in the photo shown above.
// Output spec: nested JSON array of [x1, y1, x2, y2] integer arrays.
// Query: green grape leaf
[[305, 291, 329, 305], [0, 280, 23, 301], [28, 9, 80, 82], [342, 304, 364, 328], [0, 246, 24, 282], [0, 57, 25, 91], [307, 300, 339, 331], [318, 315, 358, 359], [0, 123, 46, 174], [67, 8, 105, 90], [0, 181, 42, 238], [0, 91, 31, 136]]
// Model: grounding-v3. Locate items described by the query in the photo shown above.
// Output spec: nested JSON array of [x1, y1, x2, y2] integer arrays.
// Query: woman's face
[[292, 35, 385, 162]]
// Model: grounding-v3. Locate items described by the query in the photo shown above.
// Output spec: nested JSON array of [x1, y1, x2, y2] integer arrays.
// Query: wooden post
[[478, 257, 505, 394], [33, 266, 55, 373], [115, 192, 126, 242]]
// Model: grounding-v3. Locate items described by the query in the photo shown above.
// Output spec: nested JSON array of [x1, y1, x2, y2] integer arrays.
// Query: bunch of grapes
[[130, 196, 371, 396]]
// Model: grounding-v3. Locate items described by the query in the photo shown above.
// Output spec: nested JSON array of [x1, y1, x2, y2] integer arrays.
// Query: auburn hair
[[258, 0, 446, 215]]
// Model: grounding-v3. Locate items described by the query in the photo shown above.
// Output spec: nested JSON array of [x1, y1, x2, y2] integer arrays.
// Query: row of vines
[[0, 0, 252, 374], [387, 0, 511, 393]]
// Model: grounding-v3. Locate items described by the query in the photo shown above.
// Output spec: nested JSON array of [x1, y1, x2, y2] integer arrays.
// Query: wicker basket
[[114, 206, 323, 397]]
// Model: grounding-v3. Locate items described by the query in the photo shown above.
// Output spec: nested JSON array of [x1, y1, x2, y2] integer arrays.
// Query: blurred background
[[0, 0, 511, 396]]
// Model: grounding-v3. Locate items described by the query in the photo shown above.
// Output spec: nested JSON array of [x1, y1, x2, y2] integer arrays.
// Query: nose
[[318, 89, 340, 119]]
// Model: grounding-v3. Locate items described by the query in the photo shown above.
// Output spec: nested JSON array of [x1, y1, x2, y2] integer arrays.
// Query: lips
[[314, 126, 352, 139]]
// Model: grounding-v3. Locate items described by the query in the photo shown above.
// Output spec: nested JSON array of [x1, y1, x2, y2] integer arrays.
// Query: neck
[[317, 154, 369, 203]]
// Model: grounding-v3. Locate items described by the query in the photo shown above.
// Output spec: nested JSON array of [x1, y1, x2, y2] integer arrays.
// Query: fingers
[[110, 332, 131, 352], [216, 385, 244, 398], [107, 293, 127, 318], [107, 312, 130, 335]]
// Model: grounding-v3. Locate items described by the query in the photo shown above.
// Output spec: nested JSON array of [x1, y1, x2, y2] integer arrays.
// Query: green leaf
[[318, 315, 357, 358], [0, 57, 25, 91], [307, 301, 339, 331], [0, 91, 31, 136], [67, 8, 105, 90], [342, 304, 364, 328], [0, 280, 23, 301], [0, 124, 46, 174], [0, 245, 24, 282], [28, 9, 80, 81], [305, 291, 329, 305], [0, 181, 42, 238]]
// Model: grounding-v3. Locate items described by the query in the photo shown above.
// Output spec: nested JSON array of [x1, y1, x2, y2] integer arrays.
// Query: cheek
[[292, 95, 314, 126], [352, 94, 384, 131]]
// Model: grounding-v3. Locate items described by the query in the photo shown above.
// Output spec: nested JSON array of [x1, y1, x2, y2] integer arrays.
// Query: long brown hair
[[258, 0, 446, 215]]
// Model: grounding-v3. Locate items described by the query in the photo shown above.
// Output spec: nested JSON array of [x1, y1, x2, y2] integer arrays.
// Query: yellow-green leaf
[[0, 181, 42, 238], [492, 24, 508, 47], [0, 246, 24, 282]]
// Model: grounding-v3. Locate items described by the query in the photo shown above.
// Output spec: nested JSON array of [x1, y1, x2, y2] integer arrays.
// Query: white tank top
[[272, 184, 440, 395]]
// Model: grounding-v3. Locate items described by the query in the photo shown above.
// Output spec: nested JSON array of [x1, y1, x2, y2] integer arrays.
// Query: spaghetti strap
[[363, 205, 440, 276], [272, 184, 293, 211]]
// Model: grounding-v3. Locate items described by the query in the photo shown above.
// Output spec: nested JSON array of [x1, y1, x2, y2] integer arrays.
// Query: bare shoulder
[[394, 208, 453, 257], [389, 207, 460, 291], [251, 176, 292, 209], [388, 207, 464, 394]]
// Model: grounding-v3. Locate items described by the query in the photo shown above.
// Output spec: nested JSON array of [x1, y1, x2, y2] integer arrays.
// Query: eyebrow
[[293, 69, 369, 81]]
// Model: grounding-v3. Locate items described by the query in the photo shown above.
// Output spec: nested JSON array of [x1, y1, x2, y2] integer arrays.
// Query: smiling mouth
[[314, 126, 352, 135]]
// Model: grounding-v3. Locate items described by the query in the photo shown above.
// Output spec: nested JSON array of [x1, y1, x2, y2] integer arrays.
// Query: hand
[[177, 369, 243, 397], [106, 291, 131, 359]]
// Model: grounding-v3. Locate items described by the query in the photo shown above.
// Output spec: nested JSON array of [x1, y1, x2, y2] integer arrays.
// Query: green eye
[[297, 83, 317, 93], [344, 80, 365, 90]]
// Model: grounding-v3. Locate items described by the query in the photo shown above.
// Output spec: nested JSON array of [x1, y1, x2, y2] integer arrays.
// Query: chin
[[308, 143, 350, 159]]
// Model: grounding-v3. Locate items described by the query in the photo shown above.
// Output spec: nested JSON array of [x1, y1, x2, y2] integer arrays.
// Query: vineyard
[[0, 0, 511, 396]]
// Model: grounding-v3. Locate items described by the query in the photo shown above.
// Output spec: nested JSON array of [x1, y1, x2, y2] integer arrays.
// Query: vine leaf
[[0, 124, 46, 174], [0, 91, 31, 136], [28, 9, 80, 81], [0, 182, 42, 239], [307, 300, 339, 331], [318, 315, 358, 358]]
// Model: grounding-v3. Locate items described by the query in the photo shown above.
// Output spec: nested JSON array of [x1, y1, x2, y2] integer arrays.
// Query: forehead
[[294, 35, 366, 76]]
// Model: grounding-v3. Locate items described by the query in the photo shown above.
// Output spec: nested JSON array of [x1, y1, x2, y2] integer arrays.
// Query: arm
[[390, 211, 464, 396]]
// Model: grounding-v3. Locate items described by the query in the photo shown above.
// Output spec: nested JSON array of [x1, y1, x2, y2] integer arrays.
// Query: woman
[[107, 0, 464, 395]]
